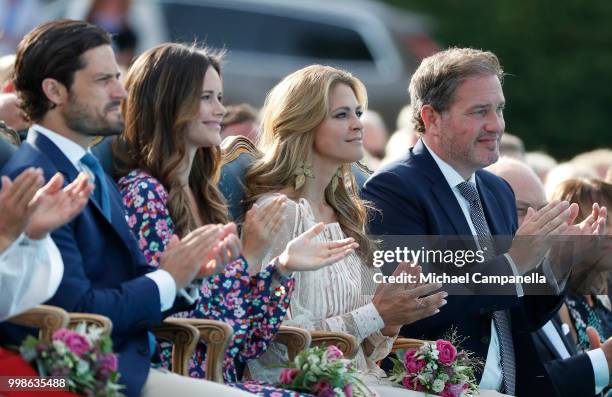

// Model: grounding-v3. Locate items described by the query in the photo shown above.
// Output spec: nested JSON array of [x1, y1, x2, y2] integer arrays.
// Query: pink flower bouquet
[[276, 345, 369, 397], [389, 337, 482, 397], [20, 322, 124, 396]]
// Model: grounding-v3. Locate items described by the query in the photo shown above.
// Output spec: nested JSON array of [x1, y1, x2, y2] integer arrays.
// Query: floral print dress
[[118, 170, 311, 397], [565, 293, 612, 351]]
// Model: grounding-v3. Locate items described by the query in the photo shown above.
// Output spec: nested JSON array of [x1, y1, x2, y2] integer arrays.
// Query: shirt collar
[[31, 124, 88, 168], [422, 139, 476, 188]]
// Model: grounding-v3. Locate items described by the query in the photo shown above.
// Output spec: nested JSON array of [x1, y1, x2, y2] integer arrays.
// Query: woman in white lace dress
[[244, 65, 448, 396]]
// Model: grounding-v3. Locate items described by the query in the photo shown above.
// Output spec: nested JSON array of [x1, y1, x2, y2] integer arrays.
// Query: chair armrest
[[169, 318, 233, 383], [391, 337, 428, 353], [274, 326, 311, 361], [5, 305, 70, 342], [309, 331, 358, 359], [68, 313, 113, 337], [152, 319, 200, 376]]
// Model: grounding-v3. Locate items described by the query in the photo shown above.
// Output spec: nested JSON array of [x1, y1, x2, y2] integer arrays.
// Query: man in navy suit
[[0, 20, 254, 397], [362, 48, 608, 396]]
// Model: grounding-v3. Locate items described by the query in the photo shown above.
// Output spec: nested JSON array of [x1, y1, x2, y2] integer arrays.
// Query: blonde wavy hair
[[244, 65, 376, 261]]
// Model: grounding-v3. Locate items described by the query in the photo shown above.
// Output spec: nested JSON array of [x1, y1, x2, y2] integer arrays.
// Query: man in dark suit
[[362, 48, 608, 396], [488, 156, 611, 396], [0, 20, 254, 397]]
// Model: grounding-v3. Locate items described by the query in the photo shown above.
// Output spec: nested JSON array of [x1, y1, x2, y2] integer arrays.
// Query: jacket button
[[138, 345, 149, 356], [481, 336, 490, 344]]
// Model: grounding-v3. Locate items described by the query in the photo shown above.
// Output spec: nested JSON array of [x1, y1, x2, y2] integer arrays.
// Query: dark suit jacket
[[532, 315, 596, 397], [362, 140, 564, 396], [0, 131, 189, 397]]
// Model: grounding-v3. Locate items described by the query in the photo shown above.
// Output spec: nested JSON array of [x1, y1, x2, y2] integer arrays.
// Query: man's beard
[[63, 95, 123, 137]]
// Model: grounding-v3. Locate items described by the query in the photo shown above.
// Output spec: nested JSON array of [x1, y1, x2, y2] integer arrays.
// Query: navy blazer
[[0, 131, 189, 397], [532, 315, 596, 397], [362, 140, 564, 396]]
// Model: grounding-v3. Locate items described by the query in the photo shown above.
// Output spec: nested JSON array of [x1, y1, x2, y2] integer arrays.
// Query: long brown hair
[[114, 43, 228, 236], [244, 65, 376, 260]]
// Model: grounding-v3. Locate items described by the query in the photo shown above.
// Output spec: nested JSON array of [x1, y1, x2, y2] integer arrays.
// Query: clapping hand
[[241, 195, 287, 268], [508, 200, 574, 274], [586, 326, 612, 376], [276, 222, 359, 275], [0, 168, 44, 251], [0, 169, 92, 253], [26, 172, 93, 240], [562, 202, 607, 238], [373, 262, 446, 335], [161, 224, 224, 289], [198, 223, 243, 278], [549, 202, 607, 279]]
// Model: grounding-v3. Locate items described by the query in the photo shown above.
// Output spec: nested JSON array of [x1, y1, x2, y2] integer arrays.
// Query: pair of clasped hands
[[158, 195, 360, 291], [508, 200, 607, 278], [0, 168, 93, 253], [370, 200, 609, 337]]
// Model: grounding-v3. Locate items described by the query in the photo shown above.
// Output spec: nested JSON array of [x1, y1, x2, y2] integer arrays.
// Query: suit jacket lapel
[[29, 130, 80, 181], [535, 327, 563, 359], [30, 130, 143, 267], [30, 130, 112, 222], [413, 141, 473, 236]]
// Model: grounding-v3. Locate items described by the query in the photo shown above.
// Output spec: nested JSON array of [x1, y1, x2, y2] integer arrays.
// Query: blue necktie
[[457, 181, 516, 395], [80, 152, 111, 220]]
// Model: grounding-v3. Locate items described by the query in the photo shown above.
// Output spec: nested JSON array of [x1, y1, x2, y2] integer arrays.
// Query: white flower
[[307, 354, 320, 366], [76, 359, 90, 375], [432, 379, 445, 393], [52, 340, 68, 355]]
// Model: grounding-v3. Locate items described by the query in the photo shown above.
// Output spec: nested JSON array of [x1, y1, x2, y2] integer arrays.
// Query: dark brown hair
[[114, 43, 228, 237], [13, 19, 111, 121]]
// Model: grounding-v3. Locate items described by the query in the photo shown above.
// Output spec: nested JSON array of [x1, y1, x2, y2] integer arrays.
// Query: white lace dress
[[247, 194, 395, 388]]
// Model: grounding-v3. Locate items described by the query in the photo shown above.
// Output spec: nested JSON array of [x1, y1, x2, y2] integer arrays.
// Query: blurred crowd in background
[[1, 0, 610, 196]]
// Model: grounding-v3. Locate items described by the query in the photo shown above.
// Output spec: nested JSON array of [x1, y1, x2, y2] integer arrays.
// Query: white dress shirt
[[541, 320, 609, 394], [0, 234, 63, 320], [32, 125, 176, 311], [423, 141, 522, 391]]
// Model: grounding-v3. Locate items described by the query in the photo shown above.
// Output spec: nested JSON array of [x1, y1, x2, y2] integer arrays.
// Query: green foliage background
[[384, 0, 612, 160]]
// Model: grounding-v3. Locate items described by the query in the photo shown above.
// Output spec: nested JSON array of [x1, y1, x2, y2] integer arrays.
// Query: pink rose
[[402, 376, 424, 391], [52, 329, 91, 357], [403, 349, 426, 373], [99, 352, 118, 372], [326, 345, 343, 361], [279, 368, 299, 384], [313, 380, 334, 397], [436, 339, 457, 365], [344, 384, 353, 397], [440, 382, 465, 397]]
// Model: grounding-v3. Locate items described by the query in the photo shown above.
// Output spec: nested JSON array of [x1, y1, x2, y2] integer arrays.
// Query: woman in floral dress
[[113, 43, 357, 396]]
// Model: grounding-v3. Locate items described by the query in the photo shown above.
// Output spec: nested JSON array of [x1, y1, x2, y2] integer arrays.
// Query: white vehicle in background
[[47, 0, 439, 129]]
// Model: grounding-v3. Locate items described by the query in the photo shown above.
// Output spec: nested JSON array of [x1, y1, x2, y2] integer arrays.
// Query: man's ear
[[41, 78, 68, 107], [420, 104, 442, 135]]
